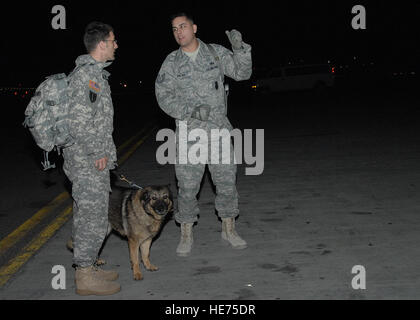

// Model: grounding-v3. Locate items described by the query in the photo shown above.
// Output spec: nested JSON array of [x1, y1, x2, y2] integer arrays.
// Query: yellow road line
[[117, 125, 157, 166], [0, 205, 72, 287], [116, 126, 151, 153], [0, 124, 156, 288], [0, 192, 69, 256]]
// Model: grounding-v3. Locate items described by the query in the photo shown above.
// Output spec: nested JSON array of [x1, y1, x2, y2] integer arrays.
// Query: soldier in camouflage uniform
[[155, 13, 252, 256], [63, 22, 120, 296]]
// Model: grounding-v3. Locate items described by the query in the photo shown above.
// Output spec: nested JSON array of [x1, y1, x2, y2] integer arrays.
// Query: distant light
[[14, 91, 17, 96], [331, 67, 335, 74], [123, 84, 127, 88], [251, 85, 257, 89]]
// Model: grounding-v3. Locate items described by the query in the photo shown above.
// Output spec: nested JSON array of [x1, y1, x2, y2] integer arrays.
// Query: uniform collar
[[175, 38, 206, 63], [75, 54, 113, 70]]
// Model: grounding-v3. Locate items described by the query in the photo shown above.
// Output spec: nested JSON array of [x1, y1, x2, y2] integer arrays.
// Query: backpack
[[23, 65, 84, 170]]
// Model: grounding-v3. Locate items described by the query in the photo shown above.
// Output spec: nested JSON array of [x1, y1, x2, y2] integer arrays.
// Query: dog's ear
[[165, 184, 173, 198], [165, 186, 174, 212], [140, 189, 150, 203], [167, 186, 174, 202]]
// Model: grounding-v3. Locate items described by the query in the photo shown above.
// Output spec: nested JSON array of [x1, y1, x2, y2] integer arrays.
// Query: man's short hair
[[83, 21, 114, 53], [170, 12, 194, 25]]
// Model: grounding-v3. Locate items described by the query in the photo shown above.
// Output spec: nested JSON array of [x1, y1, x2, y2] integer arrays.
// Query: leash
[[118, 173, 143, 190]]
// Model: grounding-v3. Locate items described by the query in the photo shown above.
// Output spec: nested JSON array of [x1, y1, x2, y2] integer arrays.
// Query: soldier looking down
[[155, 12, 252, 256]]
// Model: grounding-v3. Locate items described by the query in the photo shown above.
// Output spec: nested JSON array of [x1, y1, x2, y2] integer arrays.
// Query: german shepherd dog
[[108, 185, 173, 280], [67, 185, 173, 281]]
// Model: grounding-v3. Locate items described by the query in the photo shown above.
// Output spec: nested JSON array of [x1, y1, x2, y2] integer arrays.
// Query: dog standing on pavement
[[108, 185, 173, 280], [67, 185, 173, 281]]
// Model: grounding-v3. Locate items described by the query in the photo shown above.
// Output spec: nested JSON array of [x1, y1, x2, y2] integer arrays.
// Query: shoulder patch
[[89, 80, 100, 92]]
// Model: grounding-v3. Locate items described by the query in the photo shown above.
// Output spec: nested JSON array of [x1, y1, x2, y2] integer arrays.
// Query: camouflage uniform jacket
[[155, 38, 252, 132], [63, 54, 117, 171]]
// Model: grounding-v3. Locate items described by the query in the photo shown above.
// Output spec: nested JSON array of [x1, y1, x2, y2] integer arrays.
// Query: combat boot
[[92, 265, 119, 281], [176, 223, 194, 257], [221, 218, 247, 249], [75, 266, 121, 296]]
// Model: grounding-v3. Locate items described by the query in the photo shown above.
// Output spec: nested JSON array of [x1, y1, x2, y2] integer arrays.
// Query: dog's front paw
[[133, 272, 143, 280], [145, 264, 159, 271]]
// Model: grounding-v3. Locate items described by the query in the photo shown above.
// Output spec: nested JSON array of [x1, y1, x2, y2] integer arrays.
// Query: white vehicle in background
[[252, 64, 335, 93]]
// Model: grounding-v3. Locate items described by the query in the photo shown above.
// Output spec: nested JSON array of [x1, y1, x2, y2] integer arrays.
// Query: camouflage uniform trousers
[[64, 165, 110, 268], [174, 129, 239, 223]]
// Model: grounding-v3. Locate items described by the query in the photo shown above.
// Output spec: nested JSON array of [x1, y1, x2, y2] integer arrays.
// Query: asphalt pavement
[[1, 82, 420, 300]]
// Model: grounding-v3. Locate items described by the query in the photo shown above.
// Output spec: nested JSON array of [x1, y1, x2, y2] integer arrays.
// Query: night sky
[[1, 0, 418, 86]]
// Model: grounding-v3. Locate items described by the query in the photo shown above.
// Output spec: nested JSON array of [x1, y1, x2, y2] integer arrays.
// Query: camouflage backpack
[[23, 65, 84, 170]]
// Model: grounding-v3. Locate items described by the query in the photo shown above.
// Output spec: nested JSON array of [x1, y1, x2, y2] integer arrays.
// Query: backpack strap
[[41, 150, 56, 171], [68, 63, 88, 79]]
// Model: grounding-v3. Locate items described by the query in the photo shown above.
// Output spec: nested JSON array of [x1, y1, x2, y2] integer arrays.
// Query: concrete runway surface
[[1, 77, 420, 300]]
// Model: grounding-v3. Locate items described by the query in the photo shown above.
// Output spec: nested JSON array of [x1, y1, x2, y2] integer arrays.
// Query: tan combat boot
[[176, 223, 194, 257], [221, 218, 247, 249], [75, 266, 121, 296], [92, 265, 119, 281]]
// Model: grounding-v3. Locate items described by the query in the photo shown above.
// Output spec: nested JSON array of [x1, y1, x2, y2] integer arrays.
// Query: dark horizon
[[1, 0, 419, 86]]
